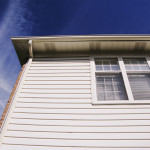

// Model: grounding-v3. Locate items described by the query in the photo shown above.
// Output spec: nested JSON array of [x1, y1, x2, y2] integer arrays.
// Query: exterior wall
[[1, 57, 150, 150]]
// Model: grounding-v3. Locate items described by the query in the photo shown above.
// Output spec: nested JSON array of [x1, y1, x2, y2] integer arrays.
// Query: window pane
[[96, 74, 128, 101], [95, 58, 120, 71], [133, 65, 140, 70], [111, 65, 119, 71], [141, 65, 150, 70], [103, 65, 111, 70], [96, 65, 103, 71], [125, 65, 132, 70], [128, 74, 150, 100], [107, 92, 115, 100], [123, 58, 150, 71]]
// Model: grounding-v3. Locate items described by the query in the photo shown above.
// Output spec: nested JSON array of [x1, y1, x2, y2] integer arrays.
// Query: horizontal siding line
[[17, 98, 91, 100], [2, 143, 150, 148], [7, 129, 150, 134], [14, 109, 150, 113], [33, 56, 89, 58], [12, 112, 150, 115], [27, 73, 90, 75], [2, 146, 150, 150], [32, 61, 90, 63], [12, 114, 150, 120], [28, 71, 90, 73], [32, 60, 90, 62], [5, 136, 150, 140], [30, 63, 90, 65], [26, 76, 90, 77], [16, 103, 150, 108], [33, 58, 90, 60], [17, 100, 90, 103], [22, 85, 91, 88], [29, 69, 90, 70], [28, 72, 90, 73], [31, 60, 90, 63], [15, 106, 150, 109], [31, 62, 90, 63], [33, 57, 90, 60], [23, 84, 91, 85], [18, 97, 91, 100], [20, 92, 91, 94], [24, 81, 90, 83], [32, 59, 90, 61], [32, 60, 90, 61], [32, 59, 89, 61], [22, 93, 90, 96], [24, 80, 91, 81], [11, 117, 150, 121], [29, 67, 90, 69], [26, 76, 91, 78], [26, 75, 90, 79], [31, 58, 89, 61], [30, 64, 90, 66], [16, 102, 91, 104], [29, 68, 90, 70], [21, 88, 91, 89], [22, 88, 90, 90], [10, 123, 150, 127], [19, 94, 91, 96], [31, 62, 90, 64], [28, 72, 90, 74], [30, 66, 90, 68], [25, 77, 90, 79], [28, 73, 91, 75], [28, 73, 90, 74]]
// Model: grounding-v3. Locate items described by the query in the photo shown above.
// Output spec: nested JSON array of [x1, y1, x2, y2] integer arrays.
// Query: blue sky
[[1, 0, 150, 116]]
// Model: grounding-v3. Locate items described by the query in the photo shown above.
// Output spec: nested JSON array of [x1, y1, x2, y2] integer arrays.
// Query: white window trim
[[90, 56, 150, 105]]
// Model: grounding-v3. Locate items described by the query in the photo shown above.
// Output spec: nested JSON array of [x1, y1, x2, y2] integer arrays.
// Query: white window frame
[[90, 55, 150, 105]]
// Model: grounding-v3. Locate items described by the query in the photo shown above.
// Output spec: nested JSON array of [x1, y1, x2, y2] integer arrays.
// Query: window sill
[[92, 100, 150, 105]]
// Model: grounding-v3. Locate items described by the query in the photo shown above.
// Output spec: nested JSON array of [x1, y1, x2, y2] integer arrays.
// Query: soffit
[[11, 35, 150, 65]]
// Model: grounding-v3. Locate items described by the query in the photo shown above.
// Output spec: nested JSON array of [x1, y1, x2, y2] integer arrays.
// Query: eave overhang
[[11, 35, 150, 65]]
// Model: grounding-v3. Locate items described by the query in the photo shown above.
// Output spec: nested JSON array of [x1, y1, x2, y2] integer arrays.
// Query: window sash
[[96, 73, 128, 101], [128, 73, 150, 100]]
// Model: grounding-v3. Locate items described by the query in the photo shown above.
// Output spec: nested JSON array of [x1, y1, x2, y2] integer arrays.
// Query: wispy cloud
[[0, 0, 33, 115]]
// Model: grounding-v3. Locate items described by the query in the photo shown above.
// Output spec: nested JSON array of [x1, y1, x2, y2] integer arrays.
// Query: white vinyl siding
[[1, 57, 150, 150]]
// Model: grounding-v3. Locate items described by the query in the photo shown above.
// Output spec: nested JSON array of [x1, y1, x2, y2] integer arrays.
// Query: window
[[91, 56, 150, 104]]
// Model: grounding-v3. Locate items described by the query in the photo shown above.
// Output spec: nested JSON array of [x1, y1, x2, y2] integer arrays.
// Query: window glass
[[128, 74, 150, 100], [95, 58, 120, 71], [123, 58, 150, 71], [96, 74, 128, 101]]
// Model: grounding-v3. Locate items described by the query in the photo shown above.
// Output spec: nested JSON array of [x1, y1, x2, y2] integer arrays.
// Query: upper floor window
[[91, 56, 150, 104]]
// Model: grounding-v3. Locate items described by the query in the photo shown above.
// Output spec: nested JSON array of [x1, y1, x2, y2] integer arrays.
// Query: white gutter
[[11, 35, 150, 41]]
